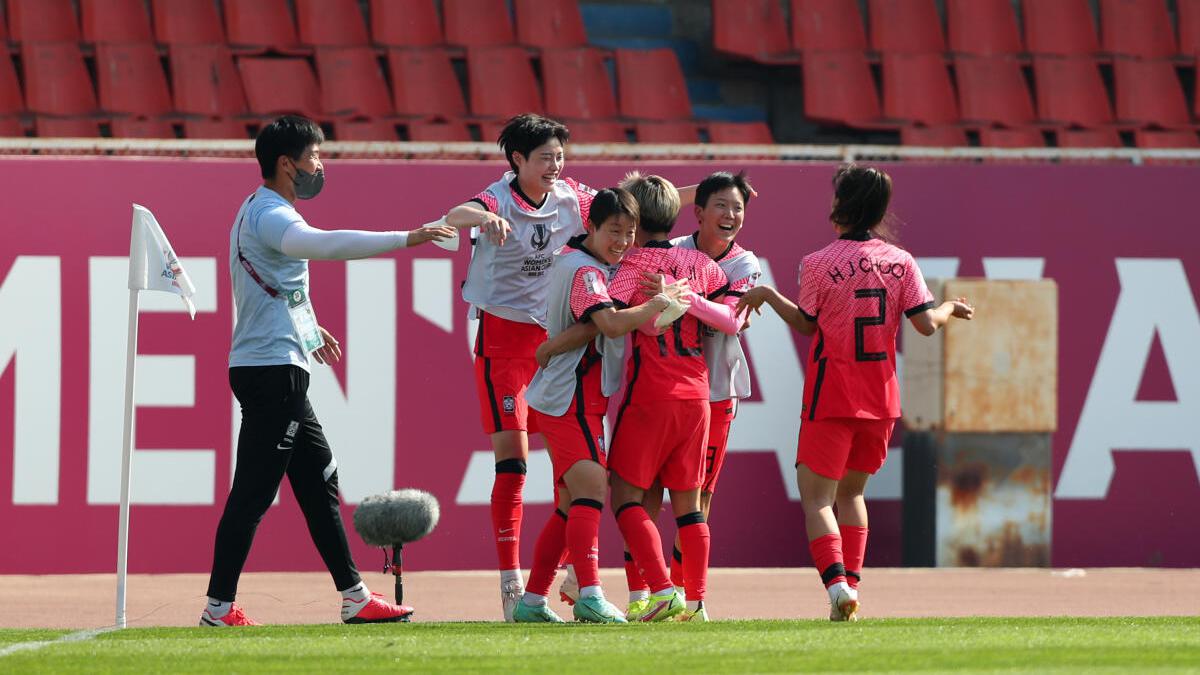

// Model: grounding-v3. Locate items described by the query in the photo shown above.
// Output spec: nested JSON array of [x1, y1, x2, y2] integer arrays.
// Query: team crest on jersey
[[502, 396, 516, 414], [584, 270, 607, 295], [530, 223, 550, 251]]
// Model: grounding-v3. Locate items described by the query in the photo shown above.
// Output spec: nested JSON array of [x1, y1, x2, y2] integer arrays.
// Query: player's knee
[[494, 458, 527, 475], [675, 511, 705, 528]]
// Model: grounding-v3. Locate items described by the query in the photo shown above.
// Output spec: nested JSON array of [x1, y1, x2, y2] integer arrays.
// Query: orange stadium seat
[[1023, 0, 1099, 55], [1057, 128, 1122, 147], [334, 118, 399, 141], [96, 44, 173, 116], [1033, 57, 1113, 126], [899, 126, 968, 146], [388, 49, 468, 118], [712, 0, 793, 62], [1179, 0, 1200, 56], [979, 128, 1045, 147], [224, 0, 303, 53], [946, 0, 1022, 55], [882, 53, 959, 125], [955, 56, 1036, 126], [1114, 58, 1190, 128], [542, 48, 618, 120], [315, 48, 394, 118], [1099, 0, 1175, 58], [635, 121, 701, 143], [239, 57, 321, 118], [407, 119, 472, 141], [81, 0, 153, 44], [111, 117, 175, 138], [184, 117, 251, 139], [616, 48, 691, 120], [791, 0, 867, 52], [802, 51, 881, 126], [369, 0, 443, 47], [869, 0, 945, 53], [468, 47, 543, 118], [23, 43, 96, 115], [8, 0, 79, 43], [708, 121, 775, 144], [445, 0, 515, 48], [297, 0, 370, 47], [515, 0, 588, 49], [564, 120, 628, 143], [153, 0, 226, 45], [170, 45, 248, 117], [0, 52, 24, 116], [35, 117, 101, 138], [1135, 130, 1200, 147]]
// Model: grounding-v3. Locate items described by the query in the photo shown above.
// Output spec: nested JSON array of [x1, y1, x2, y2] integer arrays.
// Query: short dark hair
[[695, 171, 753, 208], [587, 187, 640, 228], [618, 172, 679, 234], [497, 113, 570, 173], [255, 115, 325, 179], [830, 164, 893, 237]]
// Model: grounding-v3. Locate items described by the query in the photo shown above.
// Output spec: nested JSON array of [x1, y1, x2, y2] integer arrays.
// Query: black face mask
[[289, 162, 324, 200]]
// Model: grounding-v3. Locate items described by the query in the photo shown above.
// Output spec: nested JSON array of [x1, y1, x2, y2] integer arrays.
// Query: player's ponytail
[[830, 164, 895, 241]]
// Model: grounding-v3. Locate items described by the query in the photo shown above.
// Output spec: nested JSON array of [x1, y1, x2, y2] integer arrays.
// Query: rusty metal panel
[[900, 278, 945, 431]]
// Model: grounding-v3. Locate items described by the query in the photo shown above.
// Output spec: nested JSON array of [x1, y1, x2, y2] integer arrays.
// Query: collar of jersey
[[692, 231, 736, 260], [508, 177, 548, 211], [838, 230, 876, 241], [643, 239, 674, 248]]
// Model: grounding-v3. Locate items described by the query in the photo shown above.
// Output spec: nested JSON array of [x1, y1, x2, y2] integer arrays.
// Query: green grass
[[2, 618, 1199, 673], [0, 629, 70, 647]]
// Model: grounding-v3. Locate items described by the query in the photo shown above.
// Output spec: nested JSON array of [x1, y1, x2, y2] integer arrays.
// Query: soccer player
[[441, 114, 597, 621], [736, 165, 974, 621], [513, 188, 690, 623], [202, 115, 455, 627]]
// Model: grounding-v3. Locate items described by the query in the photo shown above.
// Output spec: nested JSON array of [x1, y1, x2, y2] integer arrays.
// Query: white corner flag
[[116, 205, 198, 629]]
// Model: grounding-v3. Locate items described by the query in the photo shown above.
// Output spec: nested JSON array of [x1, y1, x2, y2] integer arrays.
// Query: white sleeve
[[279, 222, 409, 260]]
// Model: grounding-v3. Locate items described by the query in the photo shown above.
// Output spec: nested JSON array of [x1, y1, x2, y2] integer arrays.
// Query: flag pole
[[115, 288, 140, 629]]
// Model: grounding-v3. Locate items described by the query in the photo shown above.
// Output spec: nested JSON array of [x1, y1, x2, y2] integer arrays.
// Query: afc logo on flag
[[502, 396, 516, 415]]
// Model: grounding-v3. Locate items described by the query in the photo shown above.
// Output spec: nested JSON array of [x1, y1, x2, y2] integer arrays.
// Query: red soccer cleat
[[199, 603, 260, 627], [342, 592, 415, 624]]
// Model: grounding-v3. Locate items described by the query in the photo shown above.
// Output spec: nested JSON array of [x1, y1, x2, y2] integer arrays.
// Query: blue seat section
[[579, 3, 672, 39], [691, 103, 769, 122]]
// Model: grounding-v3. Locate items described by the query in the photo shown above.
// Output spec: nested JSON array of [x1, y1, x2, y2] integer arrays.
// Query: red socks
[[840, 525, 868, 589], [809, 532, 847, 588], [623, 551, 648, 593], [677, 513, 710, 602], [567, 499, 603, 590], [670, 546, 684, 589], [525, 509, 567, 597], [616, 503, 672, 594], [491, 461, 526, 571]]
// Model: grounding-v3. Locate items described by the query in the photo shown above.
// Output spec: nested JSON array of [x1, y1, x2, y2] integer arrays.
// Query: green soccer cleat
[[625, 598, 651, 622], [512, 601, 566, 623], [639, 590, 685, 622], [572, 595, 628, 624], [674, 601, 709, 622]]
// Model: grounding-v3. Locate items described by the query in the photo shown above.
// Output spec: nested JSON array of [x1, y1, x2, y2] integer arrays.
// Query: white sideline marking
[[0, 626, 116, 658]]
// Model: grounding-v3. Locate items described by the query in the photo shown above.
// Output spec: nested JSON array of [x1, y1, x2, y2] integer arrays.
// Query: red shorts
[[473, 312, 547, 435], [702, 399, 737, 494], [609, 399, 709, 491], [796, 417, 896, 480], [532, 410, 607, 485]]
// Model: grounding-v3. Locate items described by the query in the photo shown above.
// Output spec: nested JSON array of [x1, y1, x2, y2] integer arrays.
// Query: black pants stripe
[[206, 365, 361, 601]]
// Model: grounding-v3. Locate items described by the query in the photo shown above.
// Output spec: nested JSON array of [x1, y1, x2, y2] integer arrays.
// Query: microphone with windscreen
[[352, 489, 440, 610]]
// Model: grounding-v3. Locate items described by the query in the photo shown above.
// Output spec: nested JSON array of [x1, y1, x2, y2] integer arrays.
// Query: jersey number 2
[[854, 288, 887, 362]]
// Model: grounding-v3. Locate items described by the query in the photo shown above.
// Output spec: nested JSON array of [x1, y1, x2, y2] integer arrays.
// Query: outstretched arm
[[279, 222, 453, 260], [735, 285, 817, 336], [909, 297, 975, 336], [445, 201, 512, 246], [684, 293, 742, 335]]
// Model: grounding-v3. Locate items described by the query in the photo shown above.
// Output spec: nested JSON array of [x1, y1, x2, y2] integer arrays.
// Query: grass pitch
[[2, 618, 1198, 673]]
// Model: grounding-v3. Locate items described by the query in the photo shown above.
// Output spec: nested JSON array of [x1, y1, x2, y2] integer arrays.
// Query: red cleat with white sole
[[342, 592, 414, 624], [199, 603, 260, 627]]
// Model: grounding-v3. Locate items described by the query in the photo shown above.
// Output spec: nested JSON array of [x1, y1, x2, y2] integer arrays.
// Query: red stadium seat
[[542, 48, 618, 120], [388, 49, 468, 118], [467, 47, 543, 118], [170, 46, 247, 117], [9, 0, 79, 43], [96, 44, 172, 116], [900, 126, 968, 146], [407, 119, 472, 141], [184, 117, 250, 139], [802, 51, 881, 126], [955, 56, 1036, 126], [111, 117, 176, 138], [1022, 0, 1099, 56], [334, 118, 398, 140], [979, 128, 1045, 147], [81, 0, 153, 44], [713, 0, 793, 62], [635, 122, 701, 143], [515, 0, 588, 49], [882, 53, 958, 125], [0, 117, 24, 137], [708, 121, 774, 144], [1057, 128, 1122, 147], [35, 117, 101, 138], [1135, 130, 1200, 148], [369, 0, 443, 47], [297, 0, 370, 47], [315, 48, 394, 117], [224, 0, 303, 53], [0, 51, 24, 116], [22, 43, 97, 115], [564, 120, 628, 143], [153, 0, 226, 45], [1032, 57, 1113, 126], [1099, 0, 1175, 58], [1179, 0, 1200, 56], [1113, 58, 1190, 128], [445, 0, 515, 47], [946, 0, 1022, 55], [791, 0, 868, 52], [615, 48, 691, 120], [238, 57, 321, 118], [868, 0, 945, 53]]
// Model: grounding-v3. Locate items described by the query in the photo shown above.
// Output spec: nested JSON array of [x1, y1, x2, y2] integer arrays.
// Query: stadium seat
[[297, 0, 370, 47], [0, 117, 23, 137], [615, 48, 691, 120], [802, 51, 881, 126], [979, 128, 1045, 147], [467, 47, 543, 118], [183, 117, 250, 139], [882, 53, 959, 125], [1032, 57, 1113, 126], [635, 122, 701, 143], [407, 119, 472, 141], [946, 0, 1022, 55], [955, 57, 1036, 126], [387, 49, 468, 118], [542, 48, 618, 120], [1099, 0, 1175, 58], [238, 57, 321, 118], [791, 0, 868, 52], [81, 0, 153, 44], [1113, 58, 1190, 129], [153, 0, 226, 45], [369, 0, 442, 47], [111, 117, 175, 138], [1179, 0, 1200, 56], [1057, 128, 1122, 147], [708, 121, 774, 144], [515, 0, 588, 49], [315, 48, 394, 118], [224, 0, 303, 53], [34, 117, 101, 138], [712, 0, 793, 62], [96, 44, 172, 116], [1135, 130, 1200, 148], [334, 118, 398, 141], [899, 126, 968, 146], [444, 0, 515, 47], [22, 43, 97, 115], [8, 0, 80, 43], [1022, 0, 1099, 55], [170, 45, 248, 117], [868, 0, 945, 53], [0, 52, 24, 116], [563, 120, 628, 143]]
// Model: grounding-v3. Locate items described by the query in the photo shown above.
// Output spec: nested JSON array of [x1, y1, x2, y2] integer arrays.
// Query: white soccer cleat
[[501, 578, 525, 623], [558, 568, 580, 606], [828, 584, 859, 622]]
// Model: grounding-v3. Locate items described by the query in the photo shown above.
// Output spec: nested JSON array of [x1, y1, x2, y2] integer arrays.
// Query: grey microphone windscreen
[[353, 489, 440, 547]]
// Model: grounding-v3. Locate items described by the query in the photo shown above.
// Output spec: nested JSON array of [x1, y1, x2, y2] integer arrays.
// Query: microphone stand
[[390, 542, 406, 614]]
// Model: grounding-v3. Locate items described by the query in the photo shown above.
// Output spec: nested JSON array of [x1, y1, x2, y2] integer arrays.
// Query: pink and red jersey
[[796, 233, 935, 420], [607, 240, 730, 403]]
